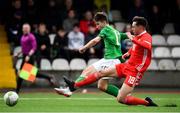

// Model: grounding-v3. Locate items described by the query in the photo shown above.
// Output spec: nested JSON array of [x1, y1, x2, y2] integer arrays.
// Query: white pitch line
[[0, 112, 179, 113], [0, 112, 180, 113], [0, 97, 180, 101]]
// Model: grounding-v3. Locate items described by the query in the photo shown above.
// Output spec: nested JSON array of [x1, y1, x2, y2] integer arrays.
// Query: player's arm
[[79, 36, 101, 53], [127, 47, 132, 54], [132, 37, 151, 50], [126, 32, 151, 50], [122, 47, 132, 60], [120, 32, 130, 40]]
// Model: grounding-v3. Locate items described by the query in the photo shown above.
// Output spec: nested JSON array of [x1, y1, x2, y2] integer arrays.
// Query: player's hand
[[122, 52, 130, 60], [79, 47, 86, 54], [126, 32, 134, 40], [25, 56, 30, 62]]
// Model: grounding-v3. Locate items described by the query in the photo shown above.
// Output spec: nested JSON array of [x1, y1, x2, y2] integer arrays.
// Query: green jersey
[[98, 25, 127, 59]]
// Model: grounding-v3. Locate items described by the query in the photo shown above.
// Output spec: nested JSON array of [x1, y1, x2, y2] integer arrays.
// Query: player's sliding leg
[[98, 79, 119, 97], [117, 83, 147, 105], [117, 83, 158, 106], [64, 67, 118, 91]]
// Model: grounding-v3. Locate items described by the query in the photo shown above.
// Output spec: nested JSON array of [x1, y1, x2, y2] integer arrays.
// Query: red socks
[[74, 72, 100, 87], [124, 96, 149, 106]]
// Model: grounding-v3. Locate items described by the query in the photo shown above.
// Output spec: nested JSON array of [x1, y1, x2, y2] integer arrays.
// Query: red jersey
[[127, 31, 152, 73]]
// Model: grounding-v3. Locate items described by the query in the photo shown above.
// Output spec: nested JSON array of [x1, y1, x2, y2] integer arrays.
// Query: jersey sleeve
[[127, 47, 132, 54], [119, 32, 128, 40], [132, 36, 152, 50]]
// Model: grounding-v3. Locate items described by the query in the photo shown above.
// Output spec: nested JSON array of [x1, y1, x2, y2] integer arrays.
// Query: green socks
[[105, 84, 119, 97]]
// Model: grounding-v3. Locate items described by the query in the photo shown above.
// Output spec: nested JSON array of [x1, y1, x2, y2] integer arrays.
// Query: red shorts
[[115, 63, 143, 87]]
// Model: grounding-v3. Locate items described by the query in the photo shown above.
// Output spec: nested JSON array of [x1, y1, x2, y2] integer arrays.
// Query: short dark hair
[[132, 16, 148, 28], [94, 12, 108, 22]]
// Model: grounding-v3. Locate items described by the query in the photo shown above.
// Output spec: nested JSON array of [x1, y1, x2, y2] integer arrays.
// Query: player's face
[[132, 22, 141, 35], [132, 22, 138, 35], [95, 21, 105, 30], [132, 22, 145, 35]]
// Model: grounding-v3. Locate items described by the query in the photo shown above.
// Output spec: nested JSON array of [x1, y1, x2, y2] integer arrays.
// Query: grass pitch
[[0, 91, 180, 112]]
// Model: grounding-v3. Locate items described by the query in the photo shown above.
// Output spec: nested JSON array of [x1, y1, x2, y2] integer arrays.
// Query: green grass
[[0, 92, 180, 112]]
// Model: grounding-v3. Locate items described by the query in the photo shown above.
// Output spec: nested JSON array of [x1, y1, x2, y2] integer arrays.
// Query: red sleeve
[[127, 48, 132, 55], [132, 36, 151, 50]]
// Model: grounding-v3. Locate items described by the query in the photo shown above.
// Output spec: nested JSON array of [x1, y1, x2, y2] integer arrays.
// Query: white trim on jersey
[[137, 30, 147, 37], [136, 49, 148, 71], [112, 30, 120, 45], [144, 40, 151, 45]]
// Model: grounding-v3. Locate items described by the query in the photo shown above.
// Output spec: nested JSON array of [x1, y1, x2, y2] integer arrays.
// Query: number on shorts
[[128, 76, 136, 84], [101, 66, 108, 70]]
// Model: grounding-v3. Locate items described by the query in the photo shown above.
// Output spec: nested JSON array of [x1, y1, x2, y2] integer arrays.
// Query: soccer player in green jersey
[[54, 12, 129, 97]]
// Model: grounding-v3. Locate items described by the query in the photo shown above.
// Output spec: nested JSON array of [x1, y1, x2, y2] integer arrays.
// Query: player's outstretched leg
[[54, 73, 99, 97], [64, 72, 101, 91], [55, 66, 118, 97], [54, 66, 97, 96], [116, 83, 158, 106], [63, 66, 118, 91]]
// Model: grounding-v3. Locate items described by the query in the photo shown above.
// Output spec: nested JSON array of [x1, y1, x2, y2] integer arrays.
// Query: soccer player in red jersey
[[63, 16, 158, 106]]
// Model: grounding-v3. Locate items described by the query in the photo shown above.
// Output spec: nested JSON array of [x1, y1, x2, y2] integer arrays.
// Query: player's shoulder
[[100, 26, 108, 32], [101, 25, 114, 32], [142, 32, 152, 39], [144, 32, 152, 37]]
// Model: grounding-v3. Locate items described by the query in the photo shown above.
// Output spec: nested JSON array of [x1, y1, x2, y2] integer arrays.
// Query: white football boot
[[54, 87, 72, 97]]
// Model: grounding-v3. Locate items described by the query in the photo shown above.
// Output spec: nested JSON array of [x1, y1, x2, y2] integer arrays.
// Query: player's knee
[[98, 83, 106, 91], [117, 95, 126, 104], [98, 71, 106, 78], [97, 80, 108, 91]]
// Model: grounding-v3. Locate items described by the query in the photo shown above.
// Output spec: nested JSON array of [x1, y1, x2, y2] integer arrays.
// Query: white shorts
[[92, 58, 121, 71], [92, 58, 121, 79]]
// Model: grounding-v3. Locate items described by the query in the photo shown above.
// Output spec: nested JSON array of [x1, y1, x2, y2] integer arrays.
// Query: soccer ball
[[3, 91, 19, 107]]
